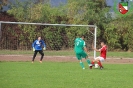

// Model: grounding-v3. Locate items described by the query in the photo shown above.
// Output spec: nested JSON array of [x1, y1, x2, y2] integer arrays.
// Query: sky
[[1, 0, 133, 12], [1, 0, 67, 11], [50, 0, 67, 7]]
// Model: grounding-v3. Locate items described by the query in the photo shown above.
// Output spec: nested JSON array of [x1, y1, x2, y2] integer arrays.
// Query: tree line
[[0, 0, 133, 51]]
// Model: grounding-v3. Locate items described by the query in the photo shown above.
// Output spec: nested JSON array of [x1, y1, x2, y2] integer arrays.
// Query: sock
[[97, 61, 102, 67], [91, 61, 95, 65], [86, 59, 91, 65], [80, 62, 85, 69]]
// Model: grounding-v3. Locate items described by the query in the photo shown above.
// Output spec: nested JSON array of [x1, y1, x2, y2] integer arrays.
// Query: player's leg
[[38, 50, 44, 63], [76, 53, 85, 69], [86, 59, 92, 69], [89, 60, 94, 69], [91, 59, 96, 66], [91, 58, 103, 69], [80, 60, 85, 69], [86, 59, 91, 66], [82, 51, 91, 67], [95, 57, 104, 69], [32, 50, 38, 63], [90, 57, 98, 69]]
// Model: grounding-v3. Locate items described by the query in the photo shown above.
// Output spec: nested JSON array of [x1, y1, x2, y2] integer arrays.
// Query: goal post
[[0, 21, 97, 59], [0, 23, 1, 41]]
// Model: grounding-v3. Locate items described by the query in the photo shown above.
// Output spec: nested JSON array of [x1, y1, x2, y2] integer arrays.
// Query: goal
[[0, 21, 97, 58]]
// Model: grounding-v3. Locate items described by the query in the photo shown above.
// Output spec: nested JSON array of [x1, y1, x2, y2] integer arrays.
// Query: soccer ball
[[94, 64, 99, 68]]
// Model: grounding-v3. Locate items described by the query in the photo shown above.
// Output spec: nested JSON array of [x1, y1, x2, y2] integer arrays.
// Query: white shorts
[[95, 56, 105, 62]]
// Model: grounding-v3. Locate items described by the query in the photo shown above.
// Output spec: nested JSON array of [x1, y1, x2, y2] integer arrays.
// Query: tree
[[6, 0, 112, 50], [104, 13, 133, 51]]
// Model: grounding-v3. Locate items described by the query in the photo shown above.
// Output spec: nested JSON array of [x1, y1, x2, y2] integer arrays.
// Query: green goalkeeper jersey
[[74, 38, 86, 53]]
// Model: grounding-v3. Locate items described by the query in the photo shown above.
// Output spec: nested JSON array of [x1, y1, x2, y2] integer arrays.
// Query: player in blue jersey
[[32, 36, 46, 63]]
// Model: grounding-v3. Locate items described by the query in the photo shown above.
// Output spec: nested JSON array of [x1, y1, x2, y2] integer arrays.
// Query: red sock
[[91, 61, 95, 65], [97, 61, 102, 67]]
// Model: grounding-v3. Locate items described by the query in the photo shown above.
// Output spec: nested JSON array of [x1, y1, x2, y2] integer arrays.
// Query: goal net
[[0, 21, 97, 58]]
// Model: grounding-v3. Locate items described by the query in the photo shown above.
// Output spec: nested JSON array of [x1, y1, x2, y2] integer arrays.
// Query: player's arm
[[42, 40, 46, 50], [32, 40, 36, 51], [92, 43, 100, 52], [83, 41, 89, 54], [84, 46, 90, 54], [43, 41, 46, 48], [32, 41, 35, 48], [93, 48, 100, 52]]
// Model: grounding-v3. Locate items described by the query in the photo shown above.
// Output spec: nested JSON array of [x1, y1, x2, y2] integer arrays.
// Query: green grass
[[107, 52, 133, 58], [0, 62, 133, 88], [0, 50, 75, 56], [0, 50, 133, 58]]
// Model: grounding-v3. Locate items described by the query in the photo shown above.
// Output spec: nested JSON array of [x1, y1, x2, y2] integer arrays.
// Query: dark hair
[[100, 39, 106, 44], [81, 35, 85, 38], [100, 40, 106, 44]]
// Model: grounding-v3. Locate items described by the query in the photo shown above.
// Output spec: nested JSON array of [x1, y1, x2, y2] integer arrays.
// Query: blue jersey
[[32, 40, 46, 50]]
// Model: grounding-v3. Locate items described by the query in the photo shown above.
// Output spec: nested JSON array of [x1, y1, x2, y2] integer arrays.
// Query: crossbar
[[0, 21, 97, 58], [0, 21, 96, 27]]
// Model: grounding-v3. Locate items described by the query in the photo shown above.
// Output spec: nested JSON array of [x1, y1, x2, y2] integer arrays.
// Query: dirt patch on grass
[[0, 55, 133, 64]]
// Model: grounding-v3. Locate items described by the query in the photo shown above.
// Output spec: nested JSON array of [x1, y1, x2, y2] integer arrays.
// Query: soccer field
[[0, 50, 133, 58], [0, 62, 133, 88]]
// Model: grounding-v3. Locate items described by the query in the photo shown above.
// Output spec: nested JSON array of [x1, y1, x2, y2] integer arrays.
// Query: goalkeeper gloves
[[43, 47, 46, 51], [33, 47, 35, 51]]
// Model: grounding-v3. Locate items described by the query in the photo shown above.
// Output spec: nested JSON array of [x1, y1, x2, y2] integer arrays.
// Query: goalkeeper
[[32, 36, 46, 63]]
